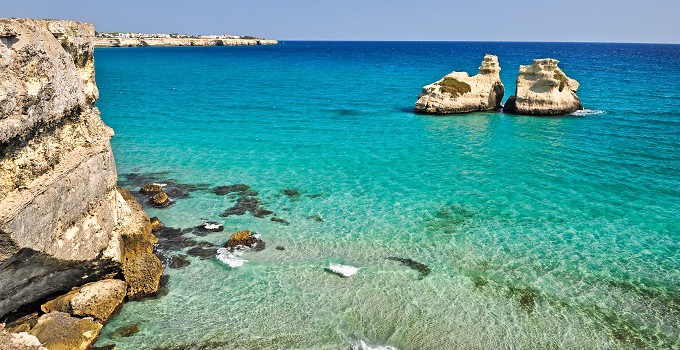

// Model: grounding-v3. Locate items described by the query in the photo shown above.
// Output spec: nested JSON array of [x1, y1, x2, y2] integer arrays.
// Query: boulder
[[504, 58, 582, 115], [41, 279, 126, 321], [415, 54, 504, 114], [225, 230, 265, 251], [149, 216, 163, 232], [28, 312, 102, 350], [139, 183, 163, 195], [150, 191, 170, 207]]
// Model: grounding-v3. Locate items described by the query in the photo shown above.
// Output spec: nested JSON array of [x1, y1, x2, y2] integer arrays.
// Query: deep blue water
[[93, 42, 680, 350]]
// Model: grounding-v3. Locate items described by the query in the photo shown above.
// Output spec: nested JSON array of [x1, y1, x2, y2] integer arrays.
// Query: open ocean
[[92, 41, 680, 350]]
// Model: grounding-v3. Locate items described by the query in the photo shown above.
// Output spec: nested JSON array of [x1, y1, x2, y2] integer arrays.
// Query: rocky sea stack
[[415, 54, 504, 114], [0, 18, 162, 347], [504, 58, 583, 115]]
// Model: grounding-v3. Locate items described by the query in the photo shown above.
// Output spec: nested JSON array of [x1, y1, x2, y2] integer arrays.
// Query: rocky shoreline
[[0, 18, 162, 348], [94, 37, 278, 48]]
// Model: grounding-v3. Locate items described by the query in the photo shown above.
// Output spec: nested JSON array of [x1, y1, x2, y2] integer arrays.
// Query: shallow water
[[93, 42, 680, 349]]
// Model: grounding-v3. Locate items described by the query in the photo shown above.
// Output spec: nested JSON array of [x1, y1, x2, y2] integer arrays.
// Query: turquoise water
[[93, 42, 680, 349]]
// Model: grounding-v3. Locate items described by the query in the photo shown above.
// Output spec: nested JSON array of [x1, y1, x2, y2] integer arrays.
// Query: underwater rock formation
[[504, 58, 582, 115], [415, 54, 504, 114]]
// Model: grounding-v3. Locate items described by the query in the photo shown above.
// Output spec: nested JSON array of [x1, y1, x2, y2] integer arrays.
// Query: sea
[[92, 41, 680, 350]]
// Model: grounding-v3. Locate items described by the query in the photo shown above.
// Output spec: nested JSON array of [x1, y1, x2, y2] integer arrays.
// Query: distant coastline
[[95, 32, 278, 47]]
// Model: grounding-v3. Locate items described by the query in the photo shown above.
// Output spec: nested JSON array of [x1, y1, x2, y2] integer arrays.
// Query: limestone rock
[[0, 325, 46, 350], [150, 190, 170, 207], [225, 230, 265, 251], [139, 183, 163, 195], [28, 312, 102, 350], [41, 279, 126, 321], [415, 54, 504, 114], [504, 58, 582, 115]]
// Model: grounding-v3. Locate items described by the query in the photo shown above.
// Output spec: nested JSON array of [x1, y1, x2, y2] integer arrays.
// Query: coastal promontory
[[0, 17, 162, 346], [504, 58, 582, 115], [415, 54, 504, 114], [95, 32, 278, 47]]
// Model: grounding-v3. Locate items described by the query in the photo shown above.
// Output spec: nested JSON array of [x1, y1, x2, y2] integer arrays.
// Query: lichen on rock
[[503, 58, 583, 115], [415, 54, 504, 114]]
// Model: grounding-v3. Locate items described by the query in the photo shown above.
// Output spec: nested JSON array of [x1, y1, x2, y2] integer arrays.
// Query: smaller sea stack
[[504, 58, 583, 115]]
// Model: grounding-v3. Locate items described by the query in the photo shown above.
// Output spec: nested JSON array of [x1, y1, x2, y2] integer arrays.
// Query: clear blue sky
[[5, 0, 680, 43]]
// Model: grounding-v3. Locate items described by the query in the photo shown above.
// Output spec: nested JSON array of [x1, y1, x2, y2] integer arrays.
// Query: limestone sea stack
[[0, 17, 162, 322], [504, 58, 583, 115], [415, 54, 504, 114]]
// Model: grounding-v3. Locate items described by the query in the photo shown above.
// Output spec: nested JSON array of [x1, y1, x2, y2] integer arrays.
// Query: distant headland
[[94, 31, 278, 47]]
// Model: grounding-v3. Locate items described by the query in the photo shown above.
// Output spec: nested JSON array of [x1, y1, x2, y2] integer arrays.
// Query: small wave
[[327, 263, 359, 277], [152, 182, 168, 187], [216, 248, 247, 268], [570, 109, 605, 116], [350, 340, 398, 350]]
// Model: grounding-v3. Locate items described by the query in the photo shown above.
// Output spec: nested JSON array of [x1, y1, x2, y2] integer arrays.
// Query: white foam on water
[[328, 263, 359, 277], [152, 182, 168, 187], [570, 109, 605, 116], [351, 340, 398, 350], [216, 247, 247, 268], [202, 222, 222, 230]]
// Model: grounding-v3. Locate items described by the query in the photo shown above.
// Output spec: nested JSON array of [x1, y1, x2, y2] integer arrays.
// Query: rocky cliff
[[95, 37, 278, 47], [0, 17, 162, 323], [415, 54, 504, 114], [504, 58, 582, 115]]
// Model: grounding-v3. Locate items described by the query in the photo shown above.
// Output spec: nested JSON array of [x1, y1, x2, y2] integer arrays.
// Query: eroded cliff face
[[415, 54, 504, 114], [0, 18, 161, 319], [504, 58, 582, 115]]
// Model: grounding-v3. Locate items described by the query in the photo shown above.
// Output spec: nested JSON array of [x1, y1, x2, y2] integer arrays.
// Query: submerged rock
[[167, 254, 191, 269], [504, 58, 582, 115], [41, 279, 126, 321], [107, 323, 140, 339], [220, 196, 273, 218], [28, 312, 102, 350], [281, 188, 301, 198], [212, 184, 250, 196], [308, 215, 324, 222], [415, 54, 504, 114], [386, 257, 431, 279], [225, 230, 266, 251], [271, 217, 290, 225]]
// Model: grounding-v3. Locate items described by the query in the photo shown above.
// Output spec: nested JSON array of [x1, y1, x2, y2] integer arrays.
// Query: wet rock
[[194, 222, 224, 235], [150, 191, 171, 208], [107, 323, 139, 339], [41, 279, 126, 322], [139, 184, 164, 195], [281, 188, 301, 197], [271, 217, 290, 226], [308, 215, 324, 222], [212, 184, 250, 196], [29, 312, 102, 350], [154, 227, 197, 251], [276, 246, 285, 251], [149, 217, 163, 232], [168, 255, 190, 269], [225, 230, 265, 251], [386, 257, 431, 279], [220, 196, 273, 218]]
